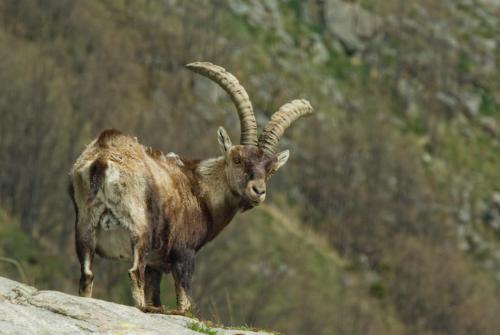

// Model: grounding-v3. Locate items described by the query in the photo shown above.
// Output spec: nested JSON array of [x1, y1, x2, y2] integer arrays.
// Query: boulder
[[0, 277, 271, 335]]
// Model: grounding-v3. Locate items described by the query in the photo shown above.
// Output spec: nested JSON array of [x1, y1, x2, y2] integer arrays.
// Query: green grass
[[186, 321, 218, 335]]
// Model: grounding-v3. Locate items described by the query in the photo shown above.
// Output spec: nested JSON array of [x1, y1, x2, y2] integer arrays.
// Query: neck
[[196, 157, 242, 239]]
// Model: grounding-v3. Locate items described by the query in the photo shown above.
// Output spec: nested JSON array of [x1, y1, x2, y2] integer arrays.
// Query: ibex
[[69, 62, 312, 313]]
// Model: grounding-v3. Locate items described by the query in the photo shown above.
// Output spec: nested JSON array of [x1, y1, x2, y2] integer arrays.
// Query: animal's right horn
[[258, 99, 313, 155], [186, 62, 258, 146]]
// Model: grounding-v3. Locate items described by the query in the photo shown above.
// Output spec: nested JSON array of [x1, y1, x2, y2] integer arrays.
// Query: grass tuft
[[186, 321, 219, 335]]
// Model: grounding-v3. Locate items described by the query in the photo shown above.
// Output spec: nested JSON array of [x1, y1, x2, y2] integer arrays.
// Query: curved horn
[[258, 99, 313, 154], [186, 62, 258, 146]]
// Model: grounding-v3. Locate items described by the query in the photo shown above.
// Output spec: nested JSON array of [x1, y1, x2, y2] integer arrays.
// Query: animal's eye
[[264, 159, 275, 172], [233, 155, 241, 165]]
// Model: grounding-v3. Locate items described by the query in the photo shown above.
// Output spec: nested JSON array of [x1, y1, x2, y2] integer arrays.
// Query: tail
[[89, 158, 108, 199]]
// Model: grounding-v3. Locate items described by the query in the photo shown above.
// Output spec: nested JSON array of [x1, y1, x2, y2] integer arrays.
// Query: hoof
[[139, 305, 165, 314], [164, 308, 192, 317]]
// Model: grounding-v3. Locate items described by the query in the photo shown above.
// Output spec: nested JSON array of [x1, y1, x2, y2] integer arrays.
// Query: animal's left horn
[[186, 62, 258, 146], [258, 99, 313, 154]]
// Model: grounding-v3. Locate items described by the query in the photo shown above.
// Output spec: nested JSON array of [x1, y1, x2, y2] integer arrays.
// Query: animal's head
[[216, 127, 288, 206], [187, 62, 313, 207]]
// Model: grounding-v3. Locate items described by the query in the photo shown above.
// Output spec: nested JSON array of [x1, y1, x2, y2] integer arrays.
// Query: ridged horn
[[258, 99, 313, 154], [186, 62, 258, 146]]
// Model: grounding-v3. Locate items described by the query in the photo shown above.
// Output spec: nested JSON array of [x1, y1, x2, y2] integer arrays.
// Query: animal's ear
[[217, 127, 232, 154], [274, 150, 290, 171], [268, 150, 289, 179]]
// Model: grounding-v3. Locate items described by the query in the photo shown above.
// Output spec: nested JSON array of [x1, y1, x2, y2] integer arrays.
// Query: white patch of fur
[[197, 157, 225, 176], [106, 163, 121, 184], [83, 258, 92, 274], [166, 152, 177, 158], [166, 152, 184, 166]]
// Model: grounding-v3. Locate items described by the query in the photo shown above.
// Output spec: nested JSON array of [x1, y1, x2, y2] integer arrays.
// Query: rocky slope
[[0, 277, 271, 335], [0, 1, 499, 334]]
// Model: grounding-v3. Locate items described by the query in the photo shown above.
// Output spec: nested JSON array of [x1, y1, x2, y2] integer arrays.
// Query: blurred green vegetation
[[0, 1, 499, 334]]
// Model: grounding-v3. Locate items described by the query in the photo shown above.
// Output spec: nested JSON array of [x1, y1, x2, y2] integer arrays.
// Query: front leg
[[142, 265, 164, 313], [171, 249, 195, 314]]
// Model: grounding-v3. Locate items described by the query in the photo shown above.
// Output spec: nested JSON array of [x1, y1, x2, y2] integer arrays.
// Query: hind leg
[[76, 218, 96, 297], [128, 233, 148, 309]]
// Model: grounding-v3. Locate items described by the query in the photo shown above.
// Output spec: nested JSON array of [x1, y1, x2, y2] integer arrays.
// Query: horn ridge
[[258, 99, 313, 154], [186, 62, 258, 146]]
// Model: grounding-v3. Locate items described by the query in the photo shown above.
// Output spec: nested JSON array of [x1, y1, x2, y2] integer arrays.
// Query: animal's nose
[[251, 185, 266, 196]]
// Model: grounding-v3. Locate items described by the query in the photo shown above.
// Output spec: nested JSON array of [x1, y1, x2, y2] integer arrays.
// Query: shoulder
[[96, 129, 132, 148]]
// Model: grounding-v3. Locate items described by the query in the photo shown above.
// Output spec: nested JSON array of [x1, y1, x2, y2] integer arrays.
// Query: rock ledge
[[0, 277, 271, 335]]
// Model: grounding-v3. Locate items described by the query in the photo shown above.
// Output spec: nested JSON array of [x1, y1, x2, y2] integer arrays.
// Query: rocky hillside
[[0, 276, 272, 335], [0, 1, 499, 334]]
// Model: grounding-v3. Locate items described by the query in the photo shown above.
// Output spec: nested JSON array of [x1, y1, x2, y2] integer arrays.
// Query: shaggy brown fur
[[69, 62, 312, 314], [69, 128, 287, 312]]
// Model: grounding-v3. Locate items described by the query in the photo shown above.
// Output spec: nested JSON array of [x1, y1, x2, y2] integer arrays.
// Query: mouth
[[248, 194, 265, 205]]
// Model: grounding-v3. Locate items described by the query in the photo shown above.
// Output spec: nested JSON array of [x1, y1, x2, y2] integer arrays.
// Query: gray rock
[[0, 277, 272, 335], [227, 0, 283, 33], [323, 0, 380, 53], [461, 92, 482, 116]]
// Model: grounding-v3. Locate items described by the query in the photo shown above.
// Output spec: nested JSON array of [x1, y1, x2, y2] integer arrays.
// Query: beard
[[240, 197, 259, 212]]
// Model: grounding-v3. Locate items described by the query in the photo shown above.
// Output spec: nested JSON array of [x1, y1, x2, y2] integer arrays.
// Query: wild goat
[[69, 62, 313, 313]]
